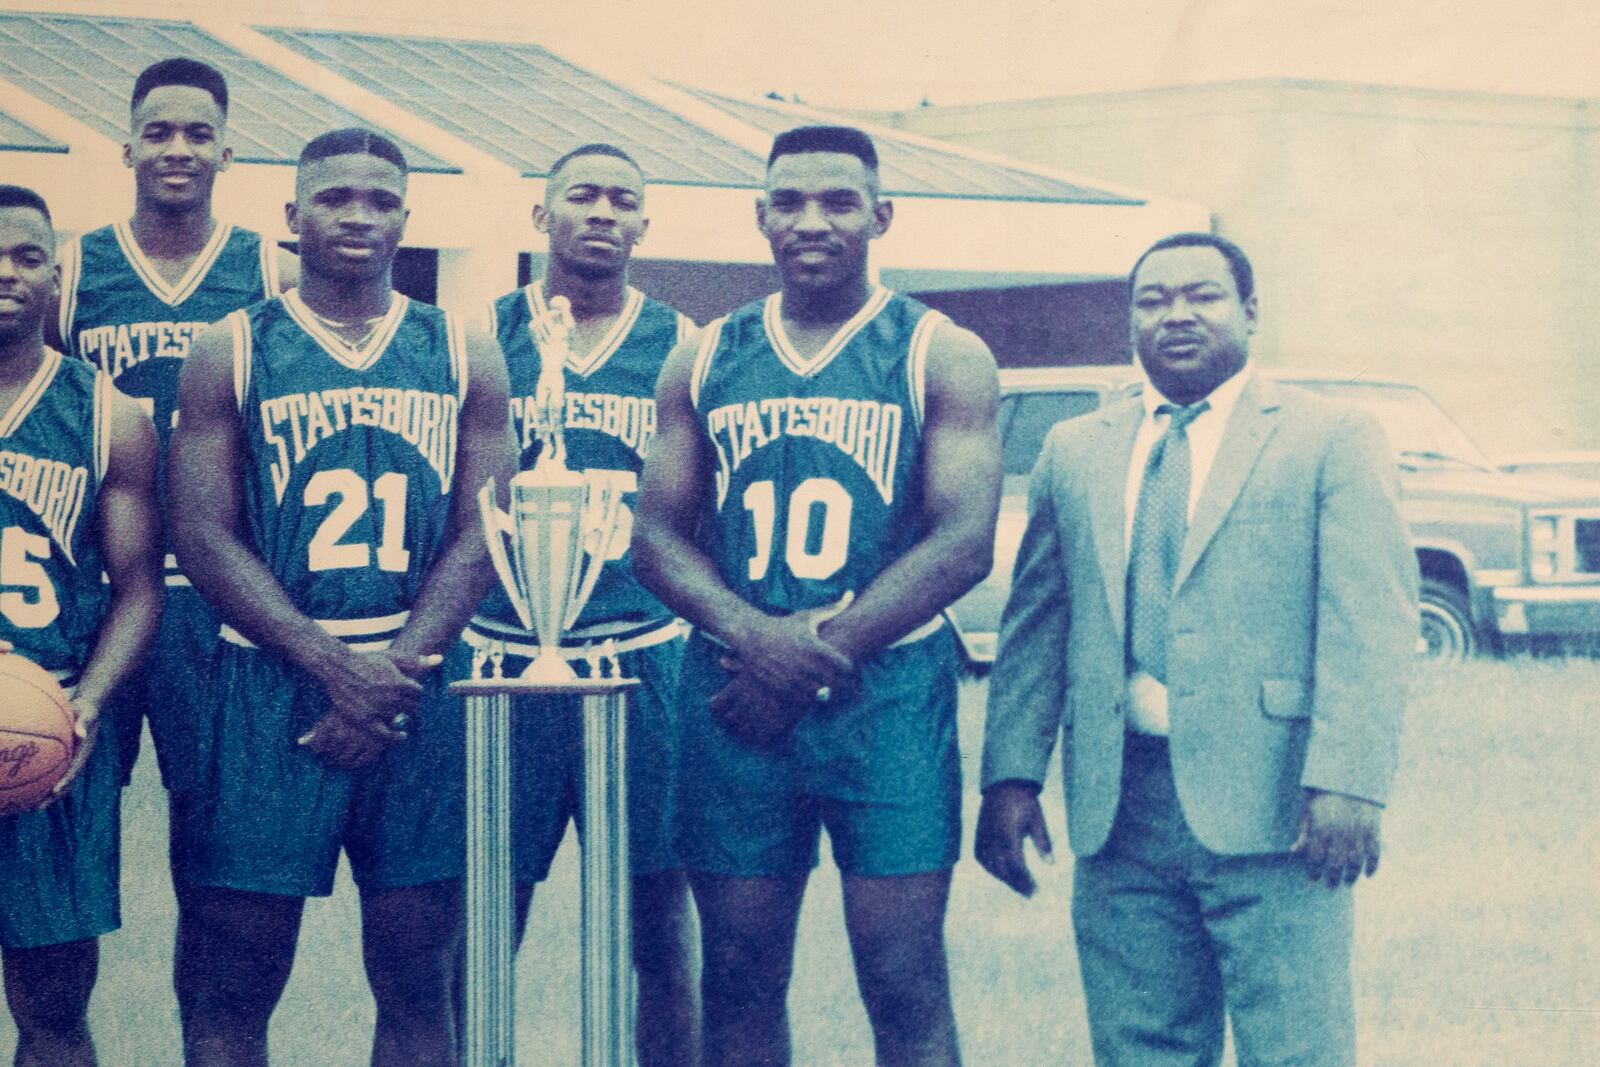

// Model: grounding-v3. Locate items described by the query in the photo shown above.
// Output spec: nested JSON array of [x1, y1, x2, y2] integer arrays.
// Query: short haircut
[[131, 57, 228, 115], [0, 184, 52, 226], [547, 143, 643, 182], [298, 128, 408, 175], [1130, 232, 1255, 302], [767, 125, 879, 173]]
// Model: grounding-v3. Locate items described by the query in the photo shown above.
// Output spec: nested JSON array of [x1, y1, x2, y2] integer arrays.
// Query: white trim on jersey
[[483, 300, 500, 340], [446, 309, 469, 409], [227, 309, 252, 413], [259, 237, 280, 299], [219, 610, 410, 651], [688, 318, 725, 412], [111, 219, 234, 308], [763, 285, 892, 379], [675, 313, 695, 345], [0, 346, 61, 438], [282, 288, 409, 373], [905, 310, 946, 433], [57, 236, 80, 353], [526, 280, 645, 379], [92, 366, 112, 486]]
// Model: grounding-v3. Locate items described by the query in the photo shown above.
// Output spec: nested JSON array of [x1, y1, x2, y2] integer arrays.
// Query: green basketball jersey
[[468, 281, 691, 645], [691, 287, 944, 614], [0, 350, 111, 685], [228, 291, 467, 648], [62, 221, 276, 583]]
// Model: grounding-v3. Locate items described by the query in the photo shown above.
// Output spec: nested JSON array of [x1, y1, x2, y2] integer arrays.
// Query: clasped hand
[[301, 650, 443, 771], [710, 600, 855, 749]]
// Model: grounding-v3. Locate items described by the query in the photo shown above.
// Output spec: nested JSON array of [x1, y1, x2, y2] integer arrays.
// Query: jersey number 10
[[742, 477, 851, 582]]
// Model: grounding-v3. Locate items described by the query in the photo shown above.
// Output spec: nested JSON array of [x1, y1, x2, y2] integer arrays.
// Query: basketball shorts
[[677, 623, 962, 879], [168, 642, 464, 897], [0, 717, 120, 948], [112, 582, 219, 789], [447, 622, 684, 884]]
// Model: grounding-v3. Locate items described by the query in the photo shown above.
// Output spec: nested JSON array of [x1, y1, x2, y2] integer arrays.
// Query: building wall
[[877, 81, 1599, 453]]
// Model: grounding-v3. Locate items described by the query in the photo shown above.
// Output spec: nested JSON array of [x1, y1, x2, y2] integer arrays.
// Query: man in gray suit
[[975, 232, 1417, 1066]]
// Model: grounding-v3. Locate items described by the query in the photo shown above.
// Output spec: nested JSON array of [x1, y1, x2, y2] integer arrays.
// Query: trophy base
[[517, 647, 580, 684]]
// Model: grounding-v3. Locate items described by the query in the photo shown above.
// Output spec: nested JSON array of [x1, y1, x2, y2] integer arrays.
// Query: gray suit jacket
[[981, 374, 1418, 856]]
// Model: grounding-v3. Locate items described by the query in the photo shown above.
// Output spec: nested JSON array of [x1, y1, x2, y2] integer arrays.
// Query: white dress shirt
[[1122, 364, 1253, 734]]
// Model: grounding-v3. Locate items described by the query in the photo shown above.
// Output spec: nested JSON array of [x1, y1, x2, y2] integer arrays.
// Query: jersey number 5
[[306, 470, 411, 573], [0, 526, 58, 628], [742, 477, 851, 582]]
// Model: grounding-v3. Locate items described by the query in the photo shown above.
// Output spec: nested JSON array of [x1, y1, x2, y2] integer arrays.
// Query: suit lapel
[[1175, 376, 1282, 589], [1085, 399, 1144, 639]]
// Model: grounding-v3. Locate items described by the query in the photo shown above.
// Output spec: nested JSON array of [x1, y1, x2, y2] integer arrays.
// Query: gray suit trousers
[[1072, 734, 1356, 1067]]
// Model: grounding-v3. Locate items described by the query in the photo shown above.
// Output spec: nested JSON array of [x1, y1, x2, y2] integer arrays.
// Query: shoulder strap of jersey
[[259, 233, 280, 299], [675, 312, 696, 344], [688, 317, 726, 412], [226, 308, 253, 414], [58, 235, 82, 355], [91, 365, 113, 485], [445, 308, 470, 407], [906, 309, 947, 433]]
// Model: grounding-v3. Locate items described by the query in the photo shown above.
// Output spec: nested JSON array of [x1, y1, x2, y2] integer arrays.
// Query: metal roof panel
[[687, 88, 1143, 205], [0, 108, 66, 154], [0, 13, 457, 172], [262, 28, 764, 186]]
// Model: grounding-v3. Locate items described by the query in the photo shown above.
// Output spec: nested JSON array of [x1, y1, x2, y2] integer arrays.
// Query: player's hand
[[975, 780, 1054, 897], [722, 595, 856, 703], [38, 698, 100, 810], [319, 650, 440, 743], [707, 672, 814, 749], [1293, 789, 1383, 887], [299, 710, 393, 771]]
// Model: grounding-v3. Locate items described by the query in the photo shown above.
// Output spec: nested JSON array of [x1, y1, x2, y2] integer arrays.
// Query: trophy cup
[[453, 295, 638, 1067]]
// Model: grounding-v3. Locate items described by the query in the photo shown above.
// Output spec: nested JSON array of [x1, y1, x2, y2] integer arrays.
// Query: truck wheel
[[1419, 578, 1475, 663]]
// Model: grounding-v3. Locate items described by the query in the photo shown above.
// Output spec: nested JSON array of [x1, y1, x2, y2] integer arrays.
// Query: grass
[[3, 658, 1599, 1065]]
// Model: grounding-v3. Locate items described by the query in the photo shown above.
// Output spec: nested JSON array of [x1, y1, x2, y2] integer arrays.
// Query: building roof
[[0, 107, 64, 153], [259, 28, 763, 186], [683, 88, 1143, 205], [0, 12, 456, 171]]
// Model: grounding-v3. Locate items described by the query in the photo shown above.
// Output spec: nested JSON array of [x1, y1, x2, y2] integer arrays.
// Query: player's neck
[[297, 270, 395, 323], [542, 263, 628, 321], [781, 275, 875, 328], [128, 203, 216, 261], [0, 334, 46, 390]]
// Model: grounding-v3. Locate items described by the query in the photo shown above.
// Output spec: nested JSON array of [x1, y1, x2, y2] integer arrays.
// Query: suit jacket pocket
[[1260, 678, 1312, 719]]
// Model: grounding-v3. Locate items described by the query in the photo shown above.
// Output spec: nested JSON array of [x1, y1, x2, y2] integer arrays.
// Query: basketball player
[[456, 142, 698, 1065], [48, 57, 296, 789], [167, 130, 512, 1067], [634, 126, 1002, 1067], [0, 185, 162, 1067]]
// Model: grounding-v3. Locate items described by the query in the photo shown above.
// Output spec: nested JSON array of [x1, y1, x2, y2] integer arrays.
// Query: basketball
[[0, 653, 76, 817]]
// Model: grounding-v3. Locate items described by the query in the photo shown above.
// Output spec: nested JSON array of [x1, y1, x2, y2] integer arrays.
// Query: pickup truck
[[950, 366, 1600, 666]]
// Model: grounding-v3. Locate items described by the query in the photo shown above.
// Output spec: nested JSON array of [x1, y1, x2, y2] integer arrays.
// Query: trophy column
[[454, 675, 638, 1067]]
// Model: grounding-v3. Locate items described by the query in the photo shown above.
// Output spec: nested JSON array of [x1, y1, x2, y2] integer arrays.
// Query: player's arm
[[168, 321, 411, 749], [388, 320, 515, 660], [49, 390, 165, 798], [815, 319, 1002, 663], [632, 333, 852, 696]]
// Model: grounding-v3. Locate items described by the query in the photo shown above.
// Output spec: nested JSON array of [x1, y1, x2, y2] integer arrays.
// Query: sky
[[165, 0, 1600, 109]]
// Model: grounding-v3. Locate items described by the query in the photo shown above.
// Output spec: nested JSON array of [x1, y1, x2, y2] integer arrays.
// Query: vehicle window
[[999, 391, 1103, 476], [1285, 381, 1494, 471]]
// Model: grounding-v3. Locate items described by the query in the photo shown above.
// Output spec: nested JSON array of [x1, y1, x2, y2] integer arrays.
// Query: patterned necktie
[[1126, 400, 1210, 683]]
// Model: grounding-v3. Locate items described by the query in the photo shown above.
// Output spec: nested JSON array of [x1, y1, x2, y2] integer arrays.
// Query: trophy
[[477, 295, 632, 683], [458, 293, 638, 1067]]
